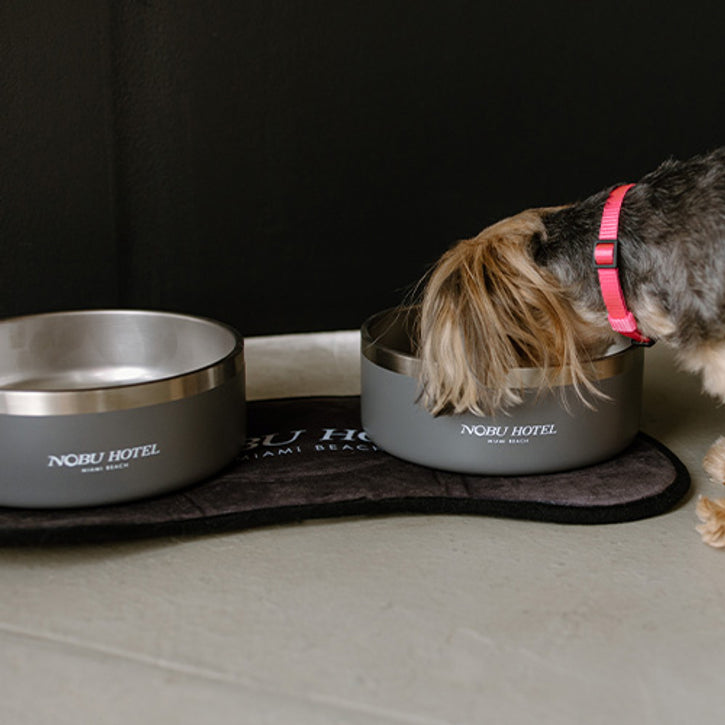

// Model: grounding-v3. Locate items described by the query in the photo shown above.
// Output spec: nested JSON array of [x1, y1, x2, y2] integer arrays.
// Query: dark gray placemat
[[0, 396, 690, 545]]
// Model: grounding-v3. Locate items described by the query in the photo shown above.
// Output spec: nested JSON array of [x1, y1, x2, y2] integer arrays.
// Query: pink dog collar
[[594, 184, 653, 346]]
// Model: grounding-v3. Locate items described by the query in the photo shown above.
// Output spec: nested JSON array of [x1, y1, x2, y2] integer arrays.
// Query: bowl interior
[[362, 306, 632, 385], [0, 310, 240, 392], [363, 307, 419, 358]]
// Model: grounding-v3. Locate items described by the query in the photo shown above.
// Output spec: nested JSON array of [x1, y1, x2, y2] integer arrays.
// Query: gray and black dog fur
[[538, 147, 725, 354]]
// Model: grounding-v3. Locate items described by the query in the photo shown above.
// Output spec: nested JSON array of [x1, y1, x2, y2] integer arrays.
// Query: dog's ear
[[418, 210, 595, 416]]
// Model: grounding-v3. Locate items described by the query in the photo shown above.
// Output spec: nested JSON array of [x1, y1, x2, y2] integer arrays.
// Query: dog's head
[[418, 208, 607, 416]]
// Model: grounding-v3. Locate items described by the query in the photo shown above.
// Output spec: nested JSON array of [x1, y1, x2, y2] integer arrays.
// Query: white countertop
[[1, 332, 724, 725]]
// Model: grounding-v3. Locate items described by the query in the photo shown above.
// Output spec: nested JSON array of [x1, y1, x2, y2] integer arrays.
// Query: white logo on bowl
[[460, 423, 558, 445], [47, 443, 161, 473]]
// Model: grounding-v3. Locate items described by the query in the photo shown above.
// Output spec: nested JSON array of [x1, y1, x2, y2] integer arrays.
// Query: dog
[[417, 147, 725, 546]]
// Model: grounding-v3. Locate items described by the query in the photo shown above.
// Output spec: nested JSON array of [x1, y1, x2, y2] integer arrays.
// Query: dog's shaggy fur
[[418, 147, 725, 545]]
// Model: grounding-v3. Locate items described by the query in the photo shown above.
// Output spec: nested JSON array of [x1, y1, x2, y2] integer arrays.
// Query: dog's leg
[[696, 494, 725, 548], [684, 344, 725, 546], [703, 436, 725, 484], [697, 437, 725, 548]]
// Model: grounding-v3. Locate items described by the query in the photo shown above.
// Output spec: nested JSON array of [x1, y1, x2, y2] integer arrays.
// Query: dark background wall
[[2, 1, 724, 335]]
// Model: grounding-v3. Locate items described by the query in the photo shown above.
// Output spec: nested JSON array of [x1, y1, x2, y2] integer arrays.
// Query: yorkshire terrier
[[417, 147, 725, 546]]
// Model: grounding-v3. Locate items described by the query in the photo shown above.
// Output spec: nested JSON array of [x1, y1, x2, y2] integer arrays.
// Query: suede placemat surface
[[0, 396, 689, 545]]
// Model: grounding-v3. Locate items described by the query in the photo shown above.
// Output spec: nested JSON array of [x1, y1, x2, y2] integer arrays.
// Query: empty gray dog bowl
[[361, 307, 644, 475], [0, 309, 245, 508]]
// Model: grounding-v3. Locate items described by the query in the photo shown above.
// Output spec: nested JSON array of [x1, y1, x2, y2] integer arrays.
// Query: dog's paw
[[703, 436, 725, 484], [696, 496, 725, 547]]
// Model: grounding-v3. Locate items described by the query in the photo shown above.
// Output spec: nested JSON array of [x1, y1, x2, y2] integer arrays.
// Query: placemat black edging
[[0, 430, 689, 547]]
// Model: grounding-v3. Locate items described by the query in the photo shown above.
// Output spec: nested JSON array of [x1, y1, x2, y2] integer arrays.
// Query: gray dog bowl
[[361, 307, 644, 475], [0, 309, 245, 508]]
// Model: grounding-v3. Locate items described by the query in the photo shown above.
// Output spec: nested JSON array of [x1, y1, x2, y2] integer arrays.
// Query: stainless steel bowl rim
[[361, 307, 637, 388], [0, 309, 244, 417]]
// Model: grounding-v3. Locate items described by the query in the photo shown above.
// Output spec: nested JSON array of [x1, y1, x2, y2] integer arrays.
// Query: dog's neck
[[537, 194, 633, 291], [533, 190, 650, 343]]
